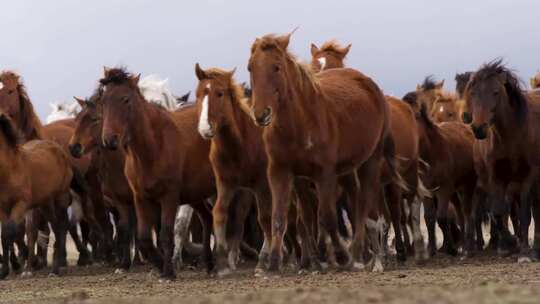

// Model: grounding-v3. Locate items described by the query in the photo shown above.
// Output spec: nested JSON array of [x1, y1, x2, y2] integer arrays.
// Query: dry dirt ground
[[1, 252, 540, 304]]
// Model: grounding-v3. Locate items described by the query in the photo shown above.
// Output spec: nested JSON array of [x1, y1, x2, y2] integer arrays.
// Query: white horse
[[46, 101, 81, 123], [138, 74, 179, 110]]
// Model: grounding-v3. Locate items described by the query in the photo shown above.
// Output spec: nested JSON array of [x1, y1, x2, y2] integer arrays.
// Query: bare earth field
[[1, 252, 540, 304]]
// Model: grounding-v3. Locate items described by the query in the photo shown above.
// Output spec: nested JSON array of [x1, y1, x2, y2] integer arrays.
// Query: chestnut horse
[[309, 40, 428, 263], [531, 71, 540, 90], [0, 114, 74, 279], [247, 32, 403, 270], [430, 92, 464, 123], [463, 60, 540, 261], [415, 76, 445, 114], [310, 40, 351, 72], [100, 67, 224, 279]]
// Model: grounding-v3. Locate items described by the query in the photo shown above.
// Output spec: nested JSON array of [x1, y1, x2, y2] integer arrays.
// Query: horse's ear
[[342, 44, 352, 57], [132, 73, 141, 85], [276, 30, 295, 50], [195, 63, 207, 80], [103, 66, 111, 76], [435, 80, 445, 90], [416, 84, 422, 92], [228, 67, 236, 78], [74, 96, 86, 108], [310, 43, 319, 56]]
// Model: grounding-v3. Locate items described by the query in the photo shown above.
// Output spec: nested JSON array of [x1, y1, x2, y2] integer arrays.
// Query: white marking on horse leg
[[410, 199, 428, 261], [318, 57, 327, 70], [173, 205, 194, 266]]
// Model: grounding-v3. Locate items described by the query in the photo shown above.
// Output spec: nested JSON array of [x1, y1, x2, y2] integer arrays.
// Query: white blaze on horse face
[[198, 83, 212, 137], [0, 82, 3, 90], [439, 105, 444, 112], [318, 57, 327, 70]]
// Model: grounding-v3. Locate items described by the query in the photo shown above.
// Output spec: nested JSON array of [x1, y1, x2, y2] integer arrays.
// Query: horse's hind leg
[[367, 216, 386, 272], [134, 197, 163, 272], [228, 191, 253, 270], [254, 184, 274, 274], [409, 197, 427, 262], [424, 197, 437, 256], [212, 181, 236, 276], [15, 222, 28, 264], [436, 189, 458, 256], [22, 212, 38, 277], [68, 223, 92, 267], [114, 203, 132, 272], [158, 198, 179, 280], [0, 221, 16, 279], [294, 179, 321, 272]]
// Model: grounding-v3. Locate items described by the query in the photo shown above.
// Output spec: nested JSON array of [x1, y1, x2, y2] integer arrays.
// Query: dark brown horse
[[310, 40, 351, 72], [463, 60, 540, 261], [100, 67, 221, 279], [69, 89, 141, 271], [247, 32, 402, 271], [0, 113, 74, 279], [455, 72, 473, 100]]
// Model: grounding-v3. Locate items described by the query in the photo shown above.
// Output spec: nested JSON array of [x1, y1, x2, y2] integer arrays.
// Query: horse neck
[[215, 100, 262, 156], [274, 61, 326, 136], [492, 100, 528, 142], [0, 143, 20, 179], [125, 102, 161, 165]]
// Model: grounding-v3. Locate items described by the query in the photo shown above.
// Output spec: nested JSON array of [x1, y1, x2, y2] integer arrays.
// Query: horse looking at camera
[[462, 60, 540, 261], [310, 40, 351, 72], [247, 32, 404, 271], [415, 76, 445, 114], [0, 114, 75, 279]]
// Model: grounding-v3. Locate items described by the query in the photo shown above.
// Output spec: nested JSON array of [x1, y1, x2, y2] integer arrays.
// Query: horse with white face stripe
[[310, 40, 351, 72]]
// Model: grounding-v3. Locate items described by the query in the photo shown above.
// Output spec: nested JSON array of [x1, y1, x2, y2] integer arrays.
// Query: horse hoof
[[518, 256, 532, 264], [320, 262, 329, 270], [371, 260, 384, 273], [114, 268, 126, 274], [297, 269, 309, 275], [158, 278, 173, 283], [48, 272, 59, 278], [21, 271, 33, 278], [352, 262, 365, 271], [217, 268, 232, 278]]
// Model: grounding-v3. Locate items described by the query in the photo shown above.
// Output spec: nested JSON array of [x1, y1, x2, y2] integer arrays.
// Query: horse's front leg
[[490, 181, 517, 256], [254, 183, 273, 274], [212, 180, 236, 276], [159, 194, 179, 280], [134, 194, 163, 272], [436, 188, 458, 256], [267, 164, 293, 272], [517, 176, 534, 263]]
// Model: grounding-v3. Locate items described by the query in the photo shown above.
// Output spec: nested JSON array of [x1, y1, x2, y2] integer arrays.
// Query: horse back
[[387, 96, 419, 161]]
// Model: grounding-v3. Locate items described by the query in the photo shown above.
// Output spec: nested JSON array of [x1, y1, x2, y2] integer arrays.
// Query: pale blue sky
[[1, 0, 539, 118]]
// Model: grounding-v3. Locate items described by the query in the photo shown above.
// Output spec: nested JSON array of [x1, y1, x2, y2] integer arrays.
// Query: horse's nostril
[[104, 135, 119, 150], [462, 112, 472, 124]]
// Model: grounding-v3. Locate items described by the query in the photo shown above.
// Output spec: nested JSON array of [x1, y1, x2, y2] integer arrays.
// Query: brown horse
[[0, 71, 102, 267], [455, 72, 473, 100], [310, 40, 351, 72], [0, 113, 74, 279], [415, 76, 445, 114], [412, 100, 477, 256], [309, 41, 428, 263], [430, 92, 464, 123], [100, 67, 221, 279], [69, 88, 141, 271], [462, 60, 540, 261], [247, 32, 403, 271]]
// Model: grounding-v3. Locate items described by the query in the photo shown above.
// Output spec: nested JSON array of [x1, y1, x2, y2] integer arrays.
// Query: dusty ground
[[1, 252, 540, 304]]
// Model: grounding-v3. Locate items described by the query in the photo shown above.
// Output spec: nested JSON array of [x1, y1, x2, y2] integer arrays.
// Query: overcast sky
[[2, 0, 539, 118]]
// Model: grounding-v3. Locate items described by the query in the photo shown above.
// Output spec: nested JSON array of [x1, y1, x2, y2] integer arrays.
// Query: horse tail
[[383, 134, 409, 192]]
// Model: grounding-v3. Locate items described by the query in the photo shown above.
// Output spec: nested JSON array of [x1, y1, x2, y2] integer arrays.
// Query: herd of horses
[[1, 31, 540, 281]]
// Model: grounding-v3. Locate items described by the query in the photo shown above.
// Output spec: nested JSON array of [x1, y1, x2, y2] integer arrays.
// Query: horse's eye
[[273, 65, 280, 72], [122, 96, 129, 104], [7, 90, 14, 95], [448, 113, 454, 117], [216, 91, 224, 98]]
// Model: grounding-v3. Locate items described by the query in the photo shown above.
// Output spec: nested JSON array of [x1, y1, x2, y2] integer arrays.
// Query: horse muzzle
[[69, 143, 83, 158], [254, 107, 273, 127], [103, 135, 119, 151], [471, 123, 488, 140]]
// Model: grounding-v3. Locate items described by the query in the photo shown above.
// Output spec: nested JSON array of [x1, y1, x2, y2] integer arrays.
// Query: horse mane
[[319, 40, 348, 55], [419, 103, 435, 130], [455, 71, 473, 98], [402, 91, 417, 105], [100, 67, 133, 86], [0, 71, 43, 140], [0, 114, 22, 149], [421, 75, 437, 90], [471, 59, 528, 123]]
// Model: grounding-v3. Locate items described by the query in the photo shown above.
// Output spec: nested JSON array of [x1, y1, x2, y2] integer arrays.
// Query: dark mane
[[402, 91, 417, 105], [0, 71, 43, 140], [421, 75, 437, 90], [419, 103, 435, 130], [471, 59, 528, 123], [455, 72, 473, 98], [0, 114, 22, 149], [100, 67, 132, 86]]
